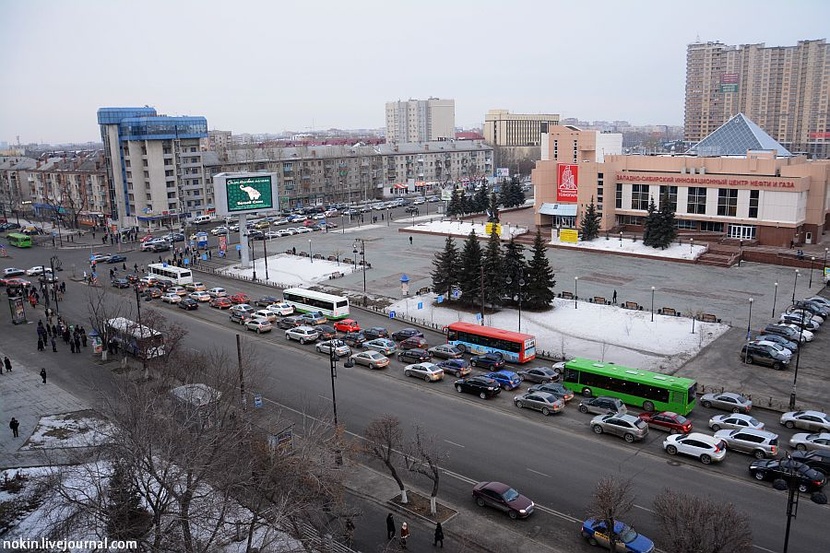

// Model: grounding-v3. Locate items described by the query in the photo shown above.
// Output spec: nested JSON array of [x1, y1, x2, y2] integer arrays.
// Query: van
[[193, 215, 214, 225]]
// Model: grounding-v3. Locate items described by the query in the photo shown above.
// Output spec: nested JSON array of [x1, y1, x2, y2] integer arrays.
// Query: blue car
[[483, 370, 522, 391], [581, 519, 654, 553]]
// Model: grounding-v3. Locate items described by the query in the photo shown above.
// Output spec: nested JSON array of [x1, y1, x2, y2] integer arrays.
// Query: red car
[[637, 411, 693, 434], [399, 336, 429, 350], [334, 319, 361, 333], [210, 297, 233, 309], [0, 277, 32, 287], [229, 293, 250, 305]]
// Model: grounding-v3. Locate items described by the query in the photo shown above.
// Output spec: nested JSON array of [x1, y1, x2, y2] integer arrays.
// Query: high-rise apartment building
[[685, 39, 830, 159], [385, 98, 455, 143], [484, 110, 560, 146], [98, 107, 209, 229]]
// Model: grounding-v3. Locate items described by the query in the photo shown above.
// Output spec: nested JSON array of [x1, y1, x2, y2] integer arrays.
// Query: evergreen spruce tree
[[447, 188, 463, 217], [507, 177, 526, 208], [458, 230, 483, 308], [481, 226, 504, 308], [502, 236, 527, 306], [579, 196, 601, 241], [106, 460, 151, 540], [654, 191, 678, 249], [473, 182, 489, 213], [430, 236, 460, 301], [487, 192, 500, 222], [642, 197, 659, 247], [524, 229, 556, 310], [498, 179, 511, 209]]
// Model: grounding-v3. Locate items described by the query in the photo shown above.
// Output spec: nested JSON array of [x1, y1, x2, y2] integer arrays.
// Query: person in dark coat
[[434, 522, 444, 547], [386, 513, 395, 540], [9, 417, 19, 438], [400, 522, 410, 549], [51, 336, 57, 352], [40, 368, 47, 384], [70, 339, 76, 353], [73, 334, 81, 353], [4, 356, 11, 373], [37, 337, 44, 351], [81, 329, 87, 348]]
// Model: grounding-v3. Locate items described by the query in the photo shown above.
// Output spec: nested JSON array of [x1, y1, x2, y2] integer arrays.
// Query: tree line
[[579, 192, 678, 249], [445, 177, 526, 218]]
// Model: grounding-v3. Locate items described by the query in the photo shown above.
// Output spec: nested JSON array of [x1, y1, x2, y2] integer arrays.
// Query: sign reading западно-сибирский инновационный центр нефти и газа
[[225, 176, 274, 212]]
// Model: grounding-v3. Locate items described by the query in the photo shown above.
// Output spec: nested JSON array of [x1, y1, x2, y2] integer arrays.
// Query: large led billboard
[[213, 173, 279, 216]]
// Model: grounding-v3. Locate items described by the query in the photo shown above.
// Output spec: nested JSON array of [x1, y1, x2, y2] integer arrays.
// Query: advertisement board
[[496, 168, 510, 178], [213, 173, 279, 217], [560, 229, 579, 243], [557, 164, 579, 202]]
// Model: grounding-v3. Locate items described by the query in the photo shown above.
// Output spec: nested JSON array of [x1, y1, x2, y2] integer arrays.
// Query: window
[[717, 189, 738, 216], [616, 184, 623, 209], [675, 220, 697, 230], [659, 186, 678, 211], [687, 187, 707, 214], [749, 190, 759, 218], [700, 221, 723, 232], [631, 185, 650, 210]]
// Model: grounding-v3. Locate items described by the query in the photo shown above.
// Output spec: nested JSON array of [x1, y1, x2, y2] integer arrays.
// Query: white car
[[161, 292, 182, 304], [708, 413, 765, 432], [264, 231, 281, 240], [210, 226, 229, 236], [267, 302, 295, 316], [663, 433, 727, 464], [780, 323, 814, 342], [169, 286, 188, 296], [285, 325, 320, 344], [89, 253, 112, 263], [207, 287, 228, 298], [253, 309, 277, 322], [403, 362, 444, 382], [315, 339, 351, 358], [189, 291, 211, 302], [245, 317, 273, 334], [25, 266, 52, 276], [2, 268, 26, 277]]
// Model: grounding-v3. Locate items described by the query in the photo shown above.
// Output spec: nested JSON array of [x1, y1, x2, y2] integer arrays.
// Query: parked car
[[391, 328, 424, 341], [763, 324, 808, 343], [396, 348, 431, 363], [315, 339, 351, 358], [245, 317, 273, 334], [709, 413, 765, 432], [714, 428, 779, 459], [254, 295, 281, 307], [483, 370, 522, 391], [89, 254, 111, 263], [749, 459, 827, 493], [778, 312, 820, 332], [792, 300, 830, 318], [2, 268, 26, 277], [209, 297, 233, 309], [230, 293, 251, 305], [779, 323, 814, 342], [343, 332, 367, 348], [144, 287, 162, 299], [638, 411, 693, 434], [470, 352, 506, 370], [168, 286, 188, 296], [789, 433, 830, 452], [472, 482, 534, 519], [454, 376, 501, 399], [785, 306, 825, 324], [349, 350, 390, 369], [229, 310, 254, 324], [364, 338, 396, 356], [316, 324, 337, 340], [184, 281, 207, 292], [513, 392, 564, 416], [107, 254, 127, 264], [399, 336, 429, 350], [699, 392, 752, 413], [267, 302, 295, 316], [516, 366, 559, 384], [427, 344, 463, 359], [527, 382, 575, 402], [591, 414, 649, 443], [362, 327, 389, 340], [285, 326, 320, 344], [436, 358, 472, 378], [581, 519, 654, 553], [754, 333, 798, 353], [178, 298, 199, 310], [403, 362, 444, 382], [578, 396, 627, 415], [333, 319, 360, 333], [277, 315, 305, 330], [25, 266, 51, 276], [663, 433, 727, 464], [790, 450, 830, 475], [111, 278, 131, 289], [780, 410, 830, 432], [161, 292, 182, 304], [740, 341, 791, 370], [299, 311, 328, 325]]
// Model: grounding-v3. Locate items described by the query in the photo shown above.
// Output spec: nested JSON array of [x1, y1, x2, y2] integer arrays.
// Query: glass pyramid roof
[[686, 113, 792, 157]]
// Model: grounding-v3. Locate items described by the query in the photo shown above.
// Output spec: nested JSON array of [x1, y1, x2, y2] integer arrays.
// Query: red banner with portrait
[[557, 164, 579, 202]]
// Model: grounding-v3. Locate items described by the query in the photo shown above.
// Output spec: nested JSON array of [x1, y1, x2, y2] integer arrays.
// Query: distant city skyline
[[1, 0, 828, 144]]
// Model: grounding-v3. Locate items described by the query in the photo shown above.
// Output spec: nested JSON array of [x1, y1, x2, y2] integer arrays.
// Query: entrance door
[[727, 224, 756, 241]]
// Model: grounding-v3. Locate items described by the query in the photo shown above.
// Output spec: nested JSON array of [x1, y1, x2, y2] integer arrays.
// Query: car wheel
[[300, 339, 306, 345], [316, 347, 322, 353], [754, 471, 765, 481], [666, 445, 677, 455], [773, 363, 783, 371], [578, 405, 588, 414], [369, 363, 376, 370], [700, 454, 712, 465], [785, 421, 795, 429], [257, 329, 262, 334], [592, 425, 603, 435], [587, 537, 598, 546], [711, 424, 721, 432], [642, 401, 655, 412], [508, 510, 518, 520], [798, 483, 809, 493], [423, 375, 430, 382], [285, 334, 290, 340], [515, 401, 524, 409], [796, 443, 807, 451], [455, 385, 463, 393], [471, 360, 477, 367], [731, 407, 741, 413], [624, 433, 635, 443], [582, 388, 592, 397], [702, 400, 712, 408], [479, 392, 487, 399], [754, 450, 767, 459], [404, 370, 411, 378], [475, 497, 486, 507], [541, 407, 551, 416], [745, 355, 755, 365]]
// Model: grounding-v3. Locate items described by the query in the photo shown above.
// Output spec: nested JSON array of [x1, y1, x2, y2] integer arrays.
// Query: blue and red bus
[[445, 322, 536, 364]]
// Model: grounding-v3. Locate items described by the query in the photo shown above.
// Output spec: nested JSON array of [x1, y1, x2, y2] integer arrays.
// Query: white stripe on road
[[443, 439, 465, 448], [527, 468, 550, 478]]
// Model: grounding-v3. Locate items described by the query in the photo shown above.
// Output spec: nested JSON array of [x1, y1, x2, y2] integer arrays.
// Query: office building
[[484, 110, 560, 147], [685, 39, 830, 159], [385, 98, 455, 143]]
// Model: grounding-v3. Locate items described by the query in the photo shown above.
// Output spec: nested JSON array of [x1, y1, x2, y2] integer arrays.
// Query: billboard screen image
[[225, 176, 274, 212], [557, 164, 578, 202]]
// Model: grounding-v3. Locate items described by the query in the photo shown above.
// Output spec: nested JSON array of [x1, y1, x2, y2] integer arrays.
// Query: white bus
[[106, 317, 166, 359], [146, 263, 194, 286], [282, 288, 350, 320]]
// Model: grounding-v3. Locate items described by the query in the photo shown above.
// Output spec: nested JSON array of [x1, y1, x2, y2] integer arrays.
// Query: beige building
[[385, 98, 455, 143], [685, 39, 830, 159], [484, 110, 560, 146]]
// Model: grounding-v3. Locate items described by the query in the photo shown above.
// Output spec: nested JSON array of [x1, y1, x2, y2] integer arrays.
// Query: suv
[[285, 326, 320, 344], [663, 433, 727, 464], [277, 315, 305, 330], [229, 309, 254, 324], [578, 396, 627, 416], [740, 341, 791, 370], [590, 414, 649, 443], [299, 312, 328, 325], [714, 428, 779, 459]]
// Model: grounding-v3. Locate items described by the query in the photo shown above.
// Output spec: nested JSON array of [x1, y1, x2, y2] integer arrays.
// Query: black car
[[391, 328, 424, 341], [178, 298, 199, 310], [763, 324, 803, 342], [343, 332, 367, 348], [277, 315, 304, 330], [516, 366, 559, 384], [155, 279, 175, 292], [470, 352, 506, 370], [254, 295, 280, 307], [0, 222, 21, 231], [317, 324, 337, 340], [454, 376, 502, 399], [363, 327, 389, 340], [396, 348, 431, 363], [790, 450, 830, 476], [106, 254, 127, 264], [749, 458, 827, 493], [793, 300, 829, 319], [111, 278, 131, 289]]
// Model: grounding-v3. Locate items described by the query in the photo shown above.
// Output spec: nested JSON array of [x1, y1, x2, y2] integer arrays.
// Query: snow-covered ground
[[20, 411, 114, 450]]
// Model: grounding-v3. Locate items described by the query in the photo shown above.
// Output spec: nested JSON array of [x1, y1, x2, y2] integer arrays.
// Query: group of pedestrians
[[35, 317, 87, 353], [384, 512, 444, 549]]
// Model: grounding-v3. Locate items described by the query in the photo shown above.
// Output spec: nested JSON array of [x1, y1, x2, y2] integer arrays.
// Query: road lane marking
[[443, 439, 465, 448], [633, 503, 654, 513], [527, 468, 550, 478]]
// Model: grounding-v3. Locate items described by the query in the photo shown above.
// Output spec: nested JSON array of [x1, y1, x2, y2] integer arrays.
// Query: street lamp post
[[352, 239, 366, 306], [809, 257, 816, 288], [789, 321, 805, 410], [773, 453, 828, 553], [308, 239, 313, 263], [49, 255, 60, 315], [249, 238, 257, 282], [574, 277, 578, 309], [791, 269, 799, 304], [506, 270, 526, 333], [690, 237, 694, 253], [772, 282, 779, 318], [262, 234, 269, 281], [651, 286, 656, 322]]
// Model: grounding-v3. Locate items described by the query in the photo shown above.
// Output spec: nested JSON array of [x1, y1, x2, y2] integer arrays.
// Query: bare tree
[[363, 415, 408, 503], [584, 477, 634, 552], [653, 488, 752, 553], [406, 425, 447, 515], [86, 287, 128, 363]]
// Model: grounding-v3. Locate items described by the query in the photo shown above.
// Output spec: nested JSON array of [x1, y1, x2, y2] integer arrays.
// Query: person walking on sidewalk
[[51, 336, 57, 352], [37, 337, 44, 351], [40, 368, 47, 384], [386, 513, 395, 540], [4, 356, 11, 373], [400, 522, 410, 549], [433, 522, 444, 547], [612, 289, 617, 304], [9, 417, 19, 438]]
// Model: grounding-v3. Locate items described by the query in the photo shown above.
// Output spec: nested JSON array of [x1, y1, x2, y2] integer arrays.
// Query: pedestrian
[[40, 368, 46, 384], [386, 513, 395, 540], [122, 262, 127, 271], [81, 329, 87, 348], [344, 517, 355, 546], [4, 356, 11, 373], [612, 290, 617, 304], [37, 337, 44, 351], [51, 324, 58, 338], [400, 522, 410, 549], [51, 336, 57, 352], [434, 522, 444, 548], [9, 417, 19, 438], [134, 263, 139, 273], [70, 339, 76, 353], [74, 334, 81, 353], [409, 236, 413, 245]]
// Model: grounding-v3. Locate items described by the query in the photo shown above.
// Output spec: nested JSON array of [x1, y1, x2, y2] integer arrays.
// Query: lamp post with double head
[[809, 257, 816, 288], [505, 270, 526, 333], [352, 239, 366, 306], [574, 277, 578, 309], [308, 239, 313, 263], [792, 269, 799, 304], [773, 453, 828, 553]]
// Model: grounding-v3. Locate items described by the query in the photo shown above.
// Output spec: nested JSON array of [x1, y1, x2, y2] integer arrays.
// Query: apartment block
[[484, 110, 560, 147], [385, 98, 455, 143]]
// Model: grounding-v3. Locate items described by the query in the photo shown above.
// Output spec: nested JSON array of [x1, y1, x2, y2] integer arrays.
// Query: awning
[[393, 183, 408, 189], [539, 203, 577, 216]]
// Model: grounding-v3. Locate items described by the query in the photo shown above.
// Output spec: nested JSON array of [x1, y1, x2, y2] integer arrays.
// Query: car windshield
[[618, 525, 638, 543], [502, 488, 519, 502]]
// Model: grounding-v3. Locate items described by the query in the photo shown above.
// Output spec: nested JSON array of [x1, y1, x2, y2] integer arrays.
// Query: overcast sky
[[2, 0, 828, 145]]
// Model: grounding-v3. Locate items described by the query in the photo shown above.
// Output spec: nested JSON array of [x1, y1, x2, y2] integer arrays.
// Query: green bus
[[6, 233, 33, 248], [561, 358, 697, 415]]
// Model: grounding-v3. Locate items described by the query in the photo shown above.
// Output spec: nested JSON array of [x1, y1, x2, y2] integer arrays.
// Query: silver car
[[714, 428, 779, 459], [590, 414, 649, 443], [285, 325, 320, 344], [780, 410, 830, 432], [699, 392, 752, 413], [708, 414, 765, 432], [513, 392, 564, 416], [789, 432, 830, 452], [315, 339, 351, 358], [403, 362, 444, 382]]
